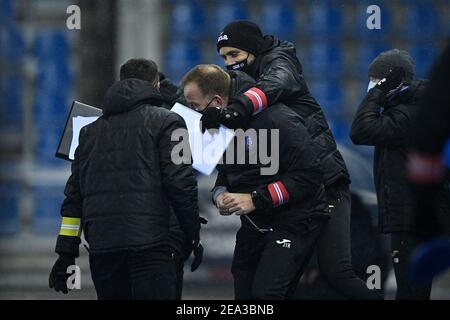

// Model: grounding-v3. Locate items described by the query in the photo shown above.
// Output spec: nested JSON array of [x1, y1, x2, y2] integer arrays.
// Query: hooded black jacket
[[215, 71, 330, 232], [234, 36, 350, 187], [350, 80, 450, 233], [55, 79, 200, 255]]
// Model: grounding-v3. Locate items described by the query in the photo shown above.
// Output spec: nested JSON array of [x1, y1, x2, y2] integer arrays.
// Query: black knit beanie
[[368, 49, 415, 83], [217, 20, 264, 56]]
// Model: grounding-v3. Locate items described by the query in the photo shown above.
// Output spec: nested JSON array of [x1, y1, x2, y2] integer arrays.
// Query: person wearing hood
[[350, 49, 450, 299], [48, 59, 202, 299], [200, 20, 380, 299]]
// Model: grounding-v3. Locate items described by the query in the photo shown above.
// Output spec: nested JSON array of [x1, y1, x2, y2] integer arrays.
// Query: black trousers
[[391, 231, 432, 300], [316, 182, 382, 299], [231, 219, 324, 300], [173, 252, 185, 300], [89, 245, 176, 300]]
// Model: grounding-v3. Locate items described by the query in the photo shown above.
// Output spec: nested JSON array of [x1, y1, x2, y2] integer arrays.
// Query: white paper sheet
[[171, 103, 235, 175], [69, 116, 99, 160]]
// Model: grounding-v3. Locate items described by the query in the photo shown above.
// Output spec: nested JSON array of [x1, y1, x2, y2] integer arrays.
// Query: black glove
[[190, 241, 204, 272], [218, 103, 249, 130], [49, 253, 75, 294], [199, 216, 208, 225], [189, 216, 207, 271], [200, 107, 220, 132], [375, 66, 405, 94]]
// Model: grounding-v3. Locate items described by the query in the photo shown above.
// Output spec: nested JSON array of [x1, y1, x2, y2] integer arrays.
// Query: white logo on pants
[[276, 239, 291, 248]]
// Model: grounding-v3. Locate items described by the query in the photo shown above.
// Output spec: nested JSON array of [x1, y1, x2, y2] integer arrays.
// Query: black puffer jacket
[[234, 36, 350, 187], [215, 104, 330, 232], [350, 80, 450, 233], [56, 79, 200, 254]]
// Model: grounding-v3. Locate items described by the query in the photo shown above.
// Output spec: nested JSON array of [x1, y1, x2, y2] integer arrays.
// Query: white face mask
[[367, 80, 378, 92]]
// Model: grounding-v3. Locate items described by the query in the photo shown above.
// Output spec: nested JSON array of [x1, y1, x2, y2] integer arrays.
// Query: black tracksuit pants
[[316, 181, 382, 299], [231, 219, 324, 300], [89, 245, 176, 300], [391, 231, 432, 300]]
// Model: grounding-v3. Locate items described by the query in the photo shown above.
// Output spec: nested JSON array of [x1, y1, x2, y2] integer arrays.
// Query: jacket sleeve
[[254, 113, 324, 209], [55, 128, 86, 257], [158, 112, 200, 243], [211, 167, 230, 205], [350, 88, 412, 148], [235, 55, 306, 116]]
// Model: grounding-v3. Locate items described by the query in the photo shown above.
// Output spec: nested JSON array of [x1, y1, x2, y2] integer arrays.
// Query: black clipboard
[[55, 101, 103, 161]]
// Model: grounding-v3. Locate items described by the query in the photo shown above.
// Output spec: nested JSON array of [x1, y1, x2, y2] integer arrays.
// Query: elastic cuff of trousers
[[59, 217, 82, 237], [243, 87, 268, 115], [267, 181, 290, 207], [408, 152, 445, 184]]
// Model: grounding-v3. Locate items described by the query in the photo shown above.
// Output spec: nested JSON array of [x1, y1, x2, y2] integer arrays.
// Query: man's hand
[[217, 193, 256, 216], [216, 192, 232, 215], [49, 254, 75, 294], [375, 66, 405, 94]]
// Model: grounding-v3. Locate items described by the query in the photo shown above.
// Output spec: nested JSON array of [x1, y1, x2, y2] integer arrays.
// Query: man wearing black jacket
[[183, 64, 330, 299], [49, 59, 202, 299], [201, 20, 380, 299], [350, 49, 450, 299]]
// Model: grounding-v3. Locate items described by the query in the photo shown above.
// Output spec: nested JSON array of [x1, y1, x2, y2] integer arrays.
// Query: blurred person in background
[[200, 20, 380, 299], [407, 42, 450, 282], [49, 59, 203, 299], [183, 64, 326, 300], [350, 49, 450, 299]]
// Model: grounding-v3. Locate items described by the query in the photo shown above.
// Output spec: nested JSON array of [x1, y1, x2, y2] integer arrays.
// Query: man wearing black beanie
[[350, 49, 450, 299], [200, 20, 382, 300]]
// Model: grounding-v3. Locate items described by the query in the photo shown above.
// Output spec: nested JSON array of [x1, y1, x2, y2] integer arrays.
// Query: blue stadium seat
[[209, 2, 248, 37], [307, 2, 343, 38], [33, 90, 71, 123], [164, 41, 202, 83], [409, 45, 438, 78], [0, 26, 25, 61], [307, 42, 343, 79], [35, 60, 74, 94], [0, 183, 21, 235], [403, 3, 440, 40], [1, 75, 23, 125], [170, 0, 205, 40], [329, 120, 351, 145], [309, 81, 343, 119], [0, 0, 13, 28], [354, 41, 390, 79], [33, 30, 70, 61], [32, 185, 65, 234], [259, 1, 295, 40], [34, 125, 66, 166]]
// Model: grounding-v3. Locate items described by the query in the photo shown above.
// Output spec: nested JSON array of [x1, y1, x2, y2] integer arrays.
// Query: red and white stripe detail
[[267, 181, 290, 207], [244, 87, 268, 115], [407, 152, 445, 184]]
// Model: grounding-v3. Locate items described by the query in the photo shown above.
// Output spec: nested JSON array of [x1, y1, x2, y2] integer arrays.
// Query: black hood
[[102, 78, 163, 115], [228, 70, 256, 98]]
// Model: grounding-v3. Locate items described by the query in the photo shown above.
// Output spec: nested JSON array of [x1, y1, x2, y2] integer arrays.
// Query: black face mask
[[225, 54, 250, 72], [197, 97, 216, 114]]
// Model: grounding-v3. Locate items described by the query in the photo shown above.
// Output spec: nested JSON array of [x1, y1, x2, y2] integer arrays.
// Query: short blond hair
[[182, 64, 231, 99]]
